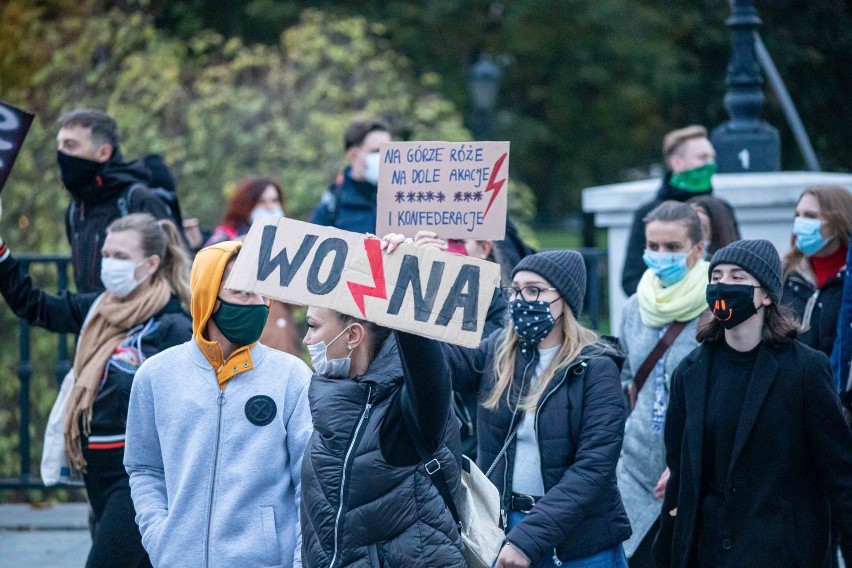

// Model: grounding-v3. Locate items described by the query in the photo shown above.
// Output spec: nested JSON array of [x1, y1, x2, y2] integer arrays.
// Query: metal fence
[[0, 249, 607, 492], [0, 255, 74, 490]]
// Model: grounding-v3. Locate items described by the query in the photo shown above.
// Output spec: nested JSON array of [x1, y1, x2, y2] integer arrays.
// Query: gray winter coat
[[616, 294, 703, 556]]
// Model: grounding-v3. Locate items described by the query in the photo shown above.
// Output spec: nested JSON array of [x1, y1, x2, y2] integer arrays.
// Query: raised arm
[[0, 245, 93, 334], [396, 330, 452, 451]]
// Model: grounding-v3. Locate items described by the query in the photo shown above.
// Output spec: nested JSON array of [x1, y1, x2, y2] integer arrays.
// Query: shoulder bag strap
[[484, 418, 521, 478], [633, 320, 688, 396], [400, 393, 462, 527]]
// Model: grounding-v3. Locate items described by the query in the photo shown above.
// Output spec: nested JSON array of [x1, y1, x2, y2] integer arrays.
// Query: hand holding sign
[[226, 218, 501, 347], [380, 230, 447, 254]]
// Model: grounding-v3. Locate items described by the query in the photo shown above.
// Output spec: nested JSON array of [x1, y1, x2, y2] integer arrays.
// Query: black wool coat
[[654, 340, 852, 568]]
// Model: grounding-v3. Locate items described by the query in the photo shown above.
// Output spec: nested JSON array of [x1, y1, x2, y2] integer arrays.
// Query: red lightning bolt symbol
[[483, 152, 508, 218], [346, 238, 387, 317]]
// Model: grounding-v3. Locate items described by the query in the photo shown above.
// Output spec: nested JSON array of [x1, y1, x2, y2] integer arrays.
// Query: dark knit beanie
[[513, 250, 586, 317], [708, 239, 783, 303]]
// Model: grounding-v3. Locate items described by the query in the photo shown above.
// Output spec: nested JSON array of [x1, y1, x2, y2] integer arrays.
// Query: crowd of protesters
[[0, 110, 851, 568]]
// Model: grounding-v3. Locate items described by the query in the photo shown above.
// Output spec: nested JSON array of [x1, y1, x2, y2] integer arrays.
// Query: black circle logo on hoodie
[[245, 395, 277, 426]]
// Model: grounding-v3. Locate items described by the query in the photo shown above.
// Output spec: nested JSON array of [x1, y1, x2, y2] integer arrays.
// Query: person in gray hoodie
[[124, 240, 313, 568]]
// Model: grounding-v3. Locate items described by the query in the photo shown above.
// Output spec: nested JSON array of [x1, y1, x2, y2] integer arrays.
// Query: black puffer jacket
[[781, 264, 844, 357], [301, 332, 465, 568], [0, 250, 191, 442], [446, 332, 631, 564]]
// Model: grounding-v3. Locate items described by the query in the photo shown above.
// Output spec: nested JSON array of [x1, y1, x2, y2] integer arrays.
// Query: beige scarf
[[637, 259, 710, 328], [64, 277, 171, 473]]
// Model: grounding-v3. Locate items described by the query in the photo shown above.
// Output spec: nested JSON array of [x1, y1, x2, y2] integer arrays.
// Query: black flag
[[0, 101, 34, 194]]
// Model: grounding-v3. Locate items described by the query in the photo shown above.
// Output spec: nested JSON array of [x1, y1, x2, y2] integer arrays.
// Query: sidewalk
[[0, 503, 89, 568]]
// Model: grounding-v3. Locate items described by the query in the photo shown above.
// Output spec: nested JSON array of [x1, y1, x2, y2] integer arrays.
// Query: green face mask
[[211, 297, 269, 347], [669, 162, 717, 193]]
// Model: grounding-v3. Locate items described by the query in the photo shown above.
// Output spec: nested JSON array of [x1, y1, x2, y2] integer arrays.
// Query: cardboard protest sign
[[0, 101, 34, 195], [225, 217, 502, 348], [375, 141, 509, 240]]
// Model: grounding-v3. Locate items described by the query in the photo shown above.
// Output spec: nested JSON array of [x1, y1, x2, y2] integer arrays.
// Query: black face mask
[[57, 151, 106, 202], [705, 283, 760, 330]]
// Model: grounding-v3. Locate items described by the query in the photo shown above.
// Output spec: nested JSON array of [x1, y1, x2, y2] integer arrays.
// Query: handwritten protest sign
[[0, 101, 34, 195], [225, 217, 502, 348], [375, 141, 509, 240]]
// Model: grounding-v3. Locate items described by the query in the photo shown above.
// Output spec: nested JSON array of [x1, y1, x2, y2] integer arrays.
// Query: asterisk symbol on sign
[[395, 191, 405, 203], [454, 191, 463, 202], [407, 192, 416, 202], [426, 191, 435, 201], [437, 192, 446, 202], [417, 191, 425, 202], [473, 191, 483, 201], [463, 192, 472, 202]]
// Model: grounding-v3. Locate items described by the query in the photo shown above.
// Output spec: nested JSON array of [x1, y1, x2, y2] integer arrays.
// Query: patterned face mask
[[509, 299, 558, 346]]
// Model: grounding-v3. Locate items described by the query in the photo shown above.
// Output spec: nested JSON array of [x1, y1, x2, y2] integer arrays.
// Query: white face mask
[[100, 257, 149, 298], [362, 151, 381, 186], [307, 325, 353, 378], [250, 206, 285, 223]]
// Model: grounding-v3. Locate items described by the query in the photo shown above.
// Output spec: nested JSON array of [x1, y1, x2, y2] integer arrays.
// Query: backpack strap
[[116, 184, 140, 218], [400, 393, 462, 529], [326, 172, 345, 226]]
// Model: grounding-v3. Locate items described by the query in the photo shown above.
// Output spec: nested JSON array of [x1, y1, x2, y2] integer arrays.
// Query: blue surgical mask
[[642, 249, 690, 287], [793, 217, 832, 257]]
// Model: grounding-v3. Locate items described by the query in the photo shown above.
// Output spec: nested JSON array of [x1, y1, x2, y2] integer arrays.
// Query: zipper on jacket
[[534, 361, 585, 441], [537, 362, 584, 568], [203, 389, 226, 568], [329, 386, 373, 568], [802, 289, 820, 329]]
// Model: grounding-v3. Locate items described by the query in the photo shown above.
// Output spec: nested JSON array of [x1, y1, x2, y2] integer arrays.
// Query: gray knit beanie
[[513, 250, 586, 317], [708, 239, 783, 303]]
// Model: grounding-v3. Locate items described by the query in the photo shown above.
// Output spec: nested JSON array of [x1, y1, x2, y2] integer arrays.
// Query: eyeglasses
[[500, 286, 559, 303]]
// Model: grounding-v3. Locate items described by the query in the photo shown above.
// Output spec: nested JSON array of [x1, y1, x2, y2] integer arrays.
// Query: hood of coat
[[190, 240, 256, 386], [68, 148, 154, 205]]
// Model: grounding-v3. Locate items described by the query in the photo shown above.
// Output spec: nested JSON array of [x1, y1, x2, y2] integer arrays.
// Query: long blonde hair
[[483, 307, 599, 413], [106, 214, 192, 311]]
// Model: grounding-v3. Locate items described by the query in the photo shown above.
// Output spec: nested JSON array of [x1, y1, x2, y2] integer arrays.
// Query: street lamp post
[[468, 55, 502, 141], [710, 0, 780, 173]]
